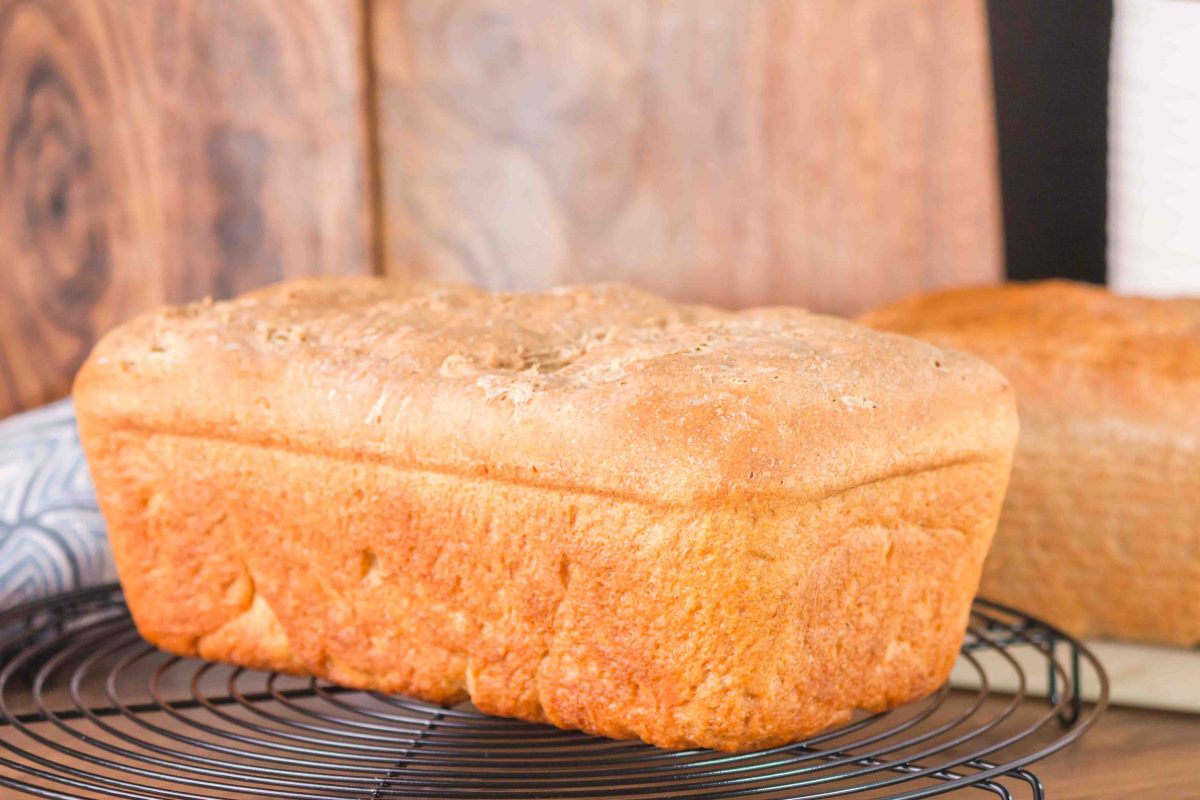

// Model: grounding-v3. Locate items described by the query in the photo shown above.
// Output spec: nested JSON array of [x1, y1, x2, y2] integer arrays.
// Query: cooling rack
[[0, 584, 1106, 800]]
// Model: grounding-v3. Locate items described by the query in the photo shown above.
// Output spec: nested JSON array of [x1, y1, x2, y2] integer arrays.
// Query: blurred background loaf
[[860, 282, 1200, 648]]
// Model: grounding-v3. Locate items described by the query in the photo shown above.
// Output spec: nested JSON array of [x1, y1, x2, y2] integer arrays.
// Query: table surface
[[1030, 705, 1200, 799]]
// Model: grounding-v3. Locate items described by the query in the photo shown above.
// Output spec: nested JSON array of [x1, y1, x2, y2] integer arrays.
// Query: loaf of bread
[[861, 280, 1200, 647], [75, 277, 1017, 751]]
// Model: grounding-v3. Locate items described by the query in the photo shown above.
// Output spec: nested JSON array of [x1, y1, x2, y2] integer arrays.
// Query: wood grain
[[1030, 705, 1200, 800], [371, 0, 1002, 313], [0, 0, 1002, 417], [0, 0, 373, 419]]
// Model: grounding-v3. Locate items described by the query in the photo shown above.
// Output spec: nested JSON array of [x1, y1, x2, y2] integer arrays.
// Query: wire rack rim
[[0, 584, 1107, 800]]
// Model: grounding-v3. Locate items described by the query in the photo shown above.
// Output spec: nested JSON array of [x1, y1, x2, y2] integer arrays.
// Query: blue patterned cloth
[[0, 400, 115, 610]]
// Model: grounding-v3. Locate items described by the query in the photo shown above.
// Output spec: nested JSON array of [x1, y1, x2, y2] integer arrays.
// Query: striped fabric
[[0, 400, 115, 610]]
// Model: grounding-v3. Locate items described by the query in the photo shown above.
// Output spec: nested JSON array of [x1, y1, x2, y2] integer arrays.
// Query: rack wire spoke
[[0, 585, 1107, 799]]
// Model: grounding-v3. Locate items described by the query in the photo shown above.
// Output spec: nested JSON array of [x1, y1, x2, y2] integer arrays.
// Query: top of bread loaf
[[859, 280, 1200, 425], [860, 280, 1200, 377], [75, 277, 1016, 506]]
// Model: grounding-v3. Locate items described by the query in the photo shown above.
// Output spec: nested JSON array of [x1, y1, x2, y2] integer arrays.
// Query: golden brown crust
[[860, 280, 1200, 646], [76, 277, 1018, 751], [75, 277, 1015, 506]]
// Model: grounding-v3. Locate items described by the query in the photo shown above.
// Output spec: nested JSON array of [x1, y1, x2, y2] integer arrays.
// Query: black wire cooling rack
[[0, 584, 1106, 800]]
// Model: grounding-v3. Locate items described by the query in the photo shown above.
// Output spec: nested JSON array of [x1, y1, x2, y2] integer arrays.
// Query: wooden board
[[951, 639, 1200, 714], [0, 0, 373, 419], [0, 0, 1003, 418], [371, 0, 1002, 312]]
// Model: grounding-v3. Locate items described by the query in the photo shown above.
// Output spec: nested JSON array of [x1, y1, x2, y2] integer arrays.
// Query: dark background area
[[988, 0, 1113, 285]]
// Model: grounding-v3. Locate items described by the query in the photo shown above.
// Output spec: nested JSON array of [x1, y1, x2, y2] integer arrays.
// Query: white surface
[[950, 638, 1200, 714], [1109, 0, 1200, 297]]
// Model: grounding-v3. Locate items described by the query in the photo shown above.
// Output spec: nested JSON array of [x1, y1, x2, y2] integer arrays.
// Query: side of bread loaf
[[860, 280, 1200, 646], [75, 277, 1018, 751]]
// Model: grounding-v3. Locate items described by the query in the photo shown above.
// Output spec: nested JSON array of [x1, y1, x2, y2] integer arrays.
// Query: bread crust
[[861, 280, 1200, 646], [76, 277, 1018, 750]]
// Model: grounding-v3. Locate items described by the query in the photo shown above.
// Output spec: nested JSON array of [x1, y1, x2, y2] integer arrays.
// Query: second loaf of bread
[[861, 281, 1200, 647], [74, 278, 1018, 751]]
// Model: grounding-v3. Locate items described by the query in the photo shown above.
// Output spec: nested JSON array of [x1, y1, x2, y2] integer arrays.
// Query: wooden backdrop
[[0, 0, 1000, 419]]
